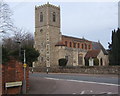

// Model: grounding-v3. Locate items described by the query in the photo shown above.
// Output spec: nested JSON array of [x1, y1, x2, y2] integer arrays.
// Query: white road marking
[[90, 90, 93, 92], [80, 91, 85, 94], [44, 77, 120, 87], [107, 92, 112, 94], [72, 93, 76, 94]]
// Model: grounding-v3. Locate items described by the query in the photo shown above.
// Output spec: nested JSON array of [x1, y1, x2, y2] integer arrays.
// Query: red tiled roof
[[62, 35, 91, 42], [85, 50, 101, 59], [92, 42, 108, 55], [55, 41, 65, 46]]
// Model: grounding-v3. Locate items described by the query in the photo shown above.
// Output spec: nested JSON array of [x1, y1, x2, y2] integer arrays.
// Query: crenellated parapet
[[35, 2, 60, 10]]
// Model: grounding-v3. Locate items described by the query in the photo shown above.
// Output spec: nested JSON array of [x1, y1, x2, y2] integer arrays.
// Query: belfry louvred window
[[53, 12, 56, 22], [40, 12, 43, 22]]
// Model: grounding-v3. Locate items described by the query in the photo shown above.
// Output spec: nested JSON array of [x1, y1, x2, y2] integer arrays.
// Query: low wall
[[30, 66, 120, 75], [2, 58, 29, 94]]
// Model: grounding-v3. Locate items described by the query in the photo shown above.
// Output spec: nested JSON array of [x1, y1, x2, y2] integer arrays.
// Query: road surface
[[28, 72, 120, 94]]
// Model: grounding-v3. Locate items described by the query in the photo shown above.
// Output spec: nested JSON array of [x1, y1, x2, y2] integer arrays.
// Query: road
[[28, 72, 120, 94]]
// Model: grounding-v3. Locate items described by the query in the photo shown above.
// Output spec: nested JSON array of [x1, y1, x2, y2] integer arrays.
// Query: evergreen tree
[[111, 28, 120, 65]]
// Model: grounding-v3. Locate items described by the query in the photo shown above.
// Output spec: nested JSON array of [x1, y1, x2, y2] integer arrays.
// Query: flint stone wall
[[30, 66, 120, 75]]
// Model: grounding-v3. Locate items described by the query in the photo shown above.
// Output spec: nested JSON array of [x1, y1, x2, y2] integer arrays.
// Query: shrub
[[58, 58, 68, 67], [94, 58, 99, 66]]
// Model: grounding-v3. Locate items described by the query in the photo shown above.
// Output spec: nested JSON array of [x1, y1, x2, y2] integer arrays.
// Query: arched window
[[53, 12, 56, 22], [65, 41, 67, 46], [78, 43, 80, 48], [82, 44, 84, 49], [85, 44, 87, 50], [69, 42, 72, 47], [88, 45, 91, 49], [40, 12, 43, 22], [73, 43, 76, 48]]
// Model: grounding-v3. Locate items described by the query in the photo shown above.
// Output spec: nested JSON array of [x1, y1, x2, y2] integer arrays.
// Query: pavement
[[28, 72, 120, 94]]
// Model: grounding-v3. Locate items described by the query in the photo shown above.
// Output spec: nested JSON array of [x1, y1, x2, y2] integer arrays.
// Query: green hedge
[[58, 58, 68, 67]]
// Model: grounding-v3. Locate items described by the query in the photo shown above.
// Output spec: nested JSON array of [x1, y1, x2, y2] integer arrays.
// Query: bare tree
[[0, 1, 14, 33], [13, 28, 34, 48], [2, 28, 34, 50]]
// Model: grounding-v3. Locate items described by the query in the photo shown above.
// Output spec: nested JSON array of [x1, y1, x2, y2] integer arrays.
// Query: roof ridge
[[62, 35, 91, 42]]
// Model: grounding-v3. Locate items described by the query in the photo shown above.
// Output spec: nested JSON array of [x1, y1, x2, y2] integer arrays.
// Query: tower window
[[40, 12, 43, 22], [53, 12, 56, 22]]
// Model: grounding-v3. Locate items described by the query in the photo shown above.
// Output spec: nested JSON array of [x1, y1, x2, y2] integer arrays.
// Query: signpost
[[6, 81, 22, 88], [5, 81, 22, 94], [23, 50, 26, 94]]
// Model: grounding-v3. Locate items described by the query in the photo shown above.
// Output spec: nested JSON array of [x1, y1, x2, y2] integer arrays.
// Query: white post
[[23, 50, 26, 94]]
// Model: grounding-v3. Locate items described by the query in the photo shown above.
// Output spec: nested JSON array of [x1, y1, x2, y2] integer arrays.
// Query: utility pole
[[23, 50, 26, 94]]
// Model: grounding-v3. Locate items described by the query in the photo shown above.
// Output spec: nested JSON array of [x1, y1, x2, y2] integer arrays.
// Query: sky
[[4, 0, 118, 49]]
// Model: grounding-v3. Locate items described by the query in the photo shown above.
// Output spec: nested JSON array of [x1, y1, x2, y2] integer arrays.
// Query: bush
[[58, 58, 68, 67], [94, 58, 99, 66]]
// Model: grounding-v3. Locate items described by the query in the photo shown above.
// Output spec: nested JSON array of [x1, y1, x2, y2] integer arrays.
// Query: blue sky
[[6, 1, 118, 48]]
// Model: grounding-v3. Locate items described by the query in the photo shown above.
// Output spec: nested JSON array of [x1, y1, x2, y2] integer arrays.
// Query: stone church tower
[[34, 3, 61, 67]]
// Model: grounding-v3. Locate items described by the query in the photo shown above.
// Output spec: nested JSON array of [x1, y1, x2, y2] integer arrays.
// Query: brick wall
[[62, 35, 92, 50], [0, 64, 2, 95], [2, 57, 29, 94]]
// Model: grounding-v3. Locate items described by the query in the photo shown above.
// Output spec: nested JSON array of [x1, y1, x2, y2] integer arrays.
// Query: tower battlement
[[35, 2, 60, 10]]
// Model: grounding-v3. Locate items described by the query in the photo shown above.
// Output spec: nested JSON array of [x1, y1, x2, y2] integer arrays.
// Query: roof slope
[[85, 50, 101, 59], [92, 42, 108, 55], [62, 35, 91, 42]]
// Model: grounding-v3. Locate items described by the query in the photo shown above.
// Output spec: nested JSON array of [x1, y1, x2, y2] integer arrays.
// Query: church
[[34, 3, 109, 67]]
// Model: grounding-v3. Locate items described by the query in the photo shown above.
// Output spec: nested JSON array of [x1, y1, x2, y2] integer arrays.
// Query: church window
[[69, 42, 72, 47], [73, 43, 76, 48], [88, 45, 91, 49], [40, 12, 43, 22], [85, 44, 87, 50], [78, 43, 80, 48], [53, 12, 56, 22], [78, 54, 83, 65], [65, 41, 67, 46], [82, 44, 84, 49]]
